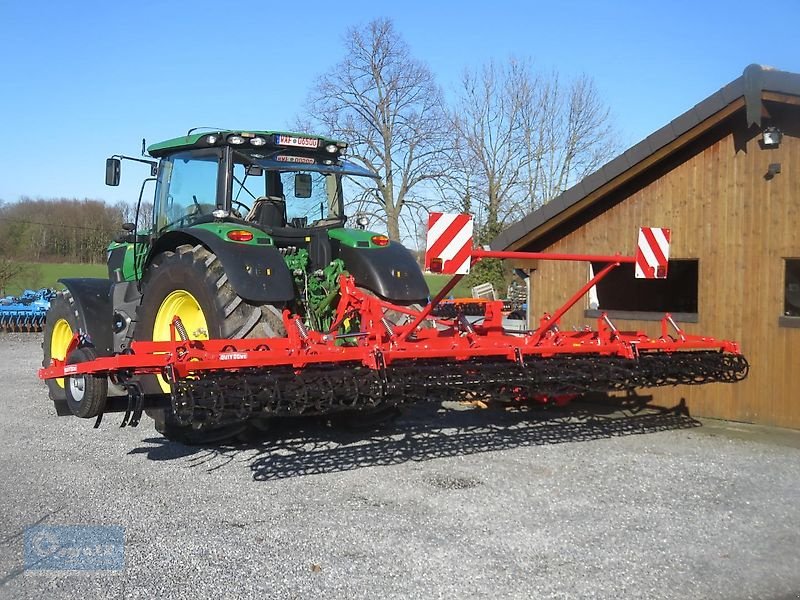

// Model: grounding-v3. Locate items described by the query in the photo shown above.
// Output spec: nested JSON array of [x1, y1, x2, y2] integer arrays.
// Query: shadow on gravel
[[130, 395, 701, 480]]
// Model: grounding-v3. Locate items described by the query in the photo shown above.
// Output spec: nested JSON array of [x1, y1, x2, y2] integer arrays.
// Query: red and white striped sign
[[425, 212, 474, 274], [634, 227, 671, 279]]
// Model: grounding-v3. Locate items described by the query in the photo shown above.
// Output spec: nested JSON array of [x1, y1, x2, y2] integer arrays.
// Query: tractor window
[[231, 164, 342, 227], [231, 163, 266, 217], [156, 153, 219, 231], [280, 171, 340, 225]]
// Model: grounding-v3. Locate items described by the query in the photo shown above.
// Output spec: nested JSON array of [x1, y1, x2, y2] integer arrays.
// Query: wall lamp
[[765, 163, 782, 180], [762, 126, 783, 148]]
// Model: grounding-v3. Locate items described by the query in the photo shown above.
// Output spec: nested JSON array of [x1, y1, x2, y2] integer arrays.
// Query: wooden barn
[[492, 64, 800, 429]]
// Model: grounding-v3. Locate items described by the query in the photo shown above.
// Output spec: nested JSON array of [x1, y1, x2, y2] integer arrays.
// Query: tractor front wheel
[[135, 244, 286, 444]]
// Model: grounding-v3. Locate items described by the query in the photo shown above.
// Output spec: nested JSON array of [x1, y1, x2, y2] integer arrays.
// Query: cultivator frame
[[39, 235, 748, 428]]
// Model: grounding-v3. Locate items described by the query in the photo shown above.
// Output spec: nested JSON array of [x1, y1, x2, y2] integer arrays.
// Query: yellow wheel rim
[[153, 290, 209, 392], [51, 318, 73, 389]]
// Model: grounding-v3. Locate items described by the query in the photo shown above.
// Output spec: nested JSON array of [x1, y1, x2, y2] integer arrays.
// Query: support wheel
[[65, 347, 108, 418]]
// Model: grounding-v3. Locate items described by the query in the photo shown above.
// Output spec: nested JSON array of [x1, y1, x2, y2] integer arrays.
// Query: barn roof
[[491, 64, 800, 251]]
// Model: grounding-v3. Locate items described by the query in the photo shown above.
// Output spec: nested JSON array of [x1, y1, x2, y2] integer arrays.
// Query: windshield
[[230, 153, 377, 228], [232, 164, 340, 225]]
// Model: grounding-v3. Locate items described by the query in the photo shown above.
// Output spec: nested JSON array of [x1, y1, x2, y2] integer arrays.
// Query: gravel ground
[[1, 332, 799, 600]]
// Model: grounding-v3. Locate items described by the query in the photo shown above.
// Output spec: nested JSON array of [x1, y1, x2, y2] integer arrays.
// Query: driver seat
[[248, 196, 286, 229]]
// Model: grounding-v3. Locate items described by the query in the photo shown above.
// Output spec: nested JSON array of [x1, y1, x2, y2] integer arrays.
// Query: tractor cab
[[136, 130, 378, 269]]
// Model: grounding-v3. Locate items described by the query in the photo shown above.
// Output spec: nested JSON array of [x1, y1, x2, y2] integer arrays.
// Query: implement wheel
[[65, 347, 108, 418], [135, 243, 286, 444]]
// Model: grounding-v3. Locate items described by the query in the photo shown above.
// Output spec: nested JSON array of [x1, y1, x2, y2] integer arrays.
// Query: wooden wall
[[523, 104, 800, 428]]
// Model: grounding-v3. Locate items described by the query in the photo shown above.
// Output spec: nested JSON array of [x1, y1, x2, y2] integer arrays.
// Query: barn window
[[585, 259, 699, 322], [780, 259, 800, 328]]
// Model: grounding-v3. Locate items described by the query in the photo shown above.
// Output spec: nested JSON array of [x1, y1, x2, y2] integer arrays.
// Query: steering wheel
[[232, 199, 250, 219]]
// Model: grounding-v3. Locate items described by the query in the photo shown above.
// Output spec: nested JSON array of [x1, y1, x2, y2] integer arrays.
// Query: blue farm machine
[[0, 288, 54, 332]]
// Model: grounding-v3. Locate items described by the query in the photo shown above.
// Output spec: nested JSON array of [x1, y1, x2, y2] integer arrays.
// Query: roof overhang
[[491, 64, 800, 251]]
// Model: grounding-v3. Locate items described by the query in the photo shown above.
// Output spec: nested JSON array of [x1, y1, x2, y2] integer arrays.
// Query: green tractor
[[42, 129, 429, 443]]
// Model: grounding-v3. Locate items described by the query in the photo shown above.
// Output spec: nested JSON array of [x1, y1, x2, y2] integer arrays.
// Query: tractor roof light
[[204, 134, 219, 144], [212, 209, 229, 220], [371, 235, 390, 247], [325, 144, 338, 153], [250, 136, 266, 146], [227, 135, 245, 145]]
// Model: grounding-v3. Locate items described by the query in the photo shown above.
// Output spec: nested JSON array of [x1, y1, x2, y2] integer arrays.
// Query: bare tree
[[444, 58, 618, 242], [440, 59, 618, 295], [446, 60, 531, 243], [303, 18, 449, 241], [0, 258, 25, 294], [522, 72, 617, 210]]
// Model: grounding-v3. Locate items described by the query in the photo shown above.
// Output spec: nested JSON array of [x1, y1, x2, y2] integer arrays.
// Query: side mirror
[[105, 158, 121, 186], [246, 165, 264, 177], [122, 222, 135, 232], [294, 173, 312, 198]]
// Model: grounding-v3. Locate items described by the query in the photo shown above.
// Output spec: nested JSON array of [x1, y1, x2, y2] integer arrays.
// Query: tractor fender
[[58, 278, 114, 355], [337, 242, 429, 303], [149, 229, 295, 304]]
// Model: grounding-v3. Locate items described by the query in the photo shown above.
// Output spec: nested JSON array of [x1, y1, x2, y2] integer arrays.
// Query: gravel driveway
[[1, 333, 799, 599]]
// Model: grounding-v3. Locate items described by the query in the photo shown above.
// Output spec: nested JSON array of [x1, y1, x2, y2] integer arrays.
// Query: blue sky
[[1, 0, 799, 207]]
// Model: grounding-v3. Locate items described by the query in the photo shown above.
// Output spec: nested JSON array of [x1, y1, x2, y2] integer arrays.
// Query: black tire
[[65, 347, 108, 418], [42, 290, 82, 404], [149, 410, 250, 446], [135, 243, 286, 443]]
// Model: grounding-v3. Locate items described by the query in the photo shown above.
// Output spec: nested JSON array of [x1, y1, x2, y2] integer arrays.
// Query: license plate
[[276, 155, 316, 164], [275, 135, 319, 149]]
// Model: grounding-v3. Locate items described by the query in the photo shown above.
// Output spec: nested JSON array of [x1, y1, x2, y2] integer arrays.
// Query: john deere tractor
[[42, 129, 429, 442]]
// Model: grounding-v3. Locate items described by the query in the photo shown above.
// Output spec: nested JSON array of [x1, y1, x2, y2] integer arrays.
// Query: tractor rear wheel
[[42, 290, 82, 403], [135, 243, 286, 444]]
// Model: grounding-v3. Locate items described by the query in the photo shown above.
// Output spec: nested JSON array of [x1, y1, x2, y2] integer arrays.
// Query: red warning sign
[[425, 213, 474, 275], [635, 227, 671, 279]]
